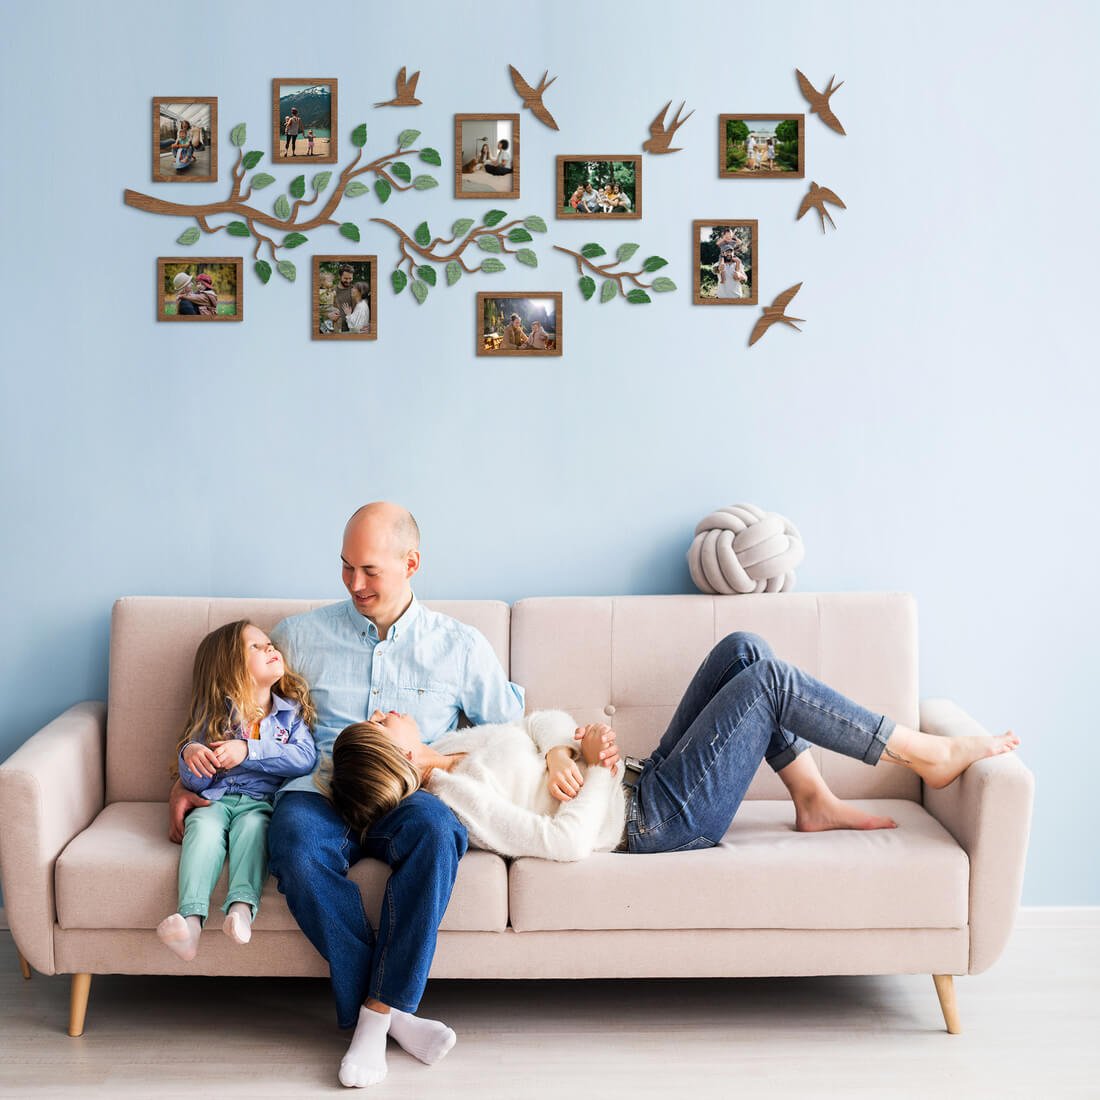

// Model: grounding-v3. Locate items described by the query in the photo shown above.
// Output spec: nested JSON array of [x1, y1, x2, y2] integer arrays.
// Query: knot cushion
[[687, 504, 804, 594]]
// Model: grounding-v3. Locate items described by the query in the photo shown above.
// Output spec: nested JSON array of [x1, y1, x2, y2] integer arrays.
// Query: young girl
[[157, 620, 317, 961], [307, 128, 315, 156]]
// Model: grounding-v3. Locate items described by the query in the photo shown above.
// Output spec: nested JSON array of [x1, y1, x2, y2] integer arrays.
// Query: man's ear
[[405, 549, 421, 579]]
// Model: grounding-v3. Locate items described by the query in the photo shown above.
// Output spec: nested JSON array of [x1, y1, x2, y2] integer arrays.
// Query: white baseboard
[[1015, 906, 1100, 928]]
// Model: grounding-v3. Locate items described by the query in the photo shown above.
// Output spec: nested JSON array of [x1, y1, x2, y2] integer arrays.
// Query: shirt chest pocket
[[396, 679, 455, 699]]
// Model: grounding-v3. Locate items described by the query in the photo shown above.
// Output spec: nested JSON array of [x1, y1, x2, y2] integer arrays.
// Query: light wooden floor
[[3, 925, 1098, 1099]]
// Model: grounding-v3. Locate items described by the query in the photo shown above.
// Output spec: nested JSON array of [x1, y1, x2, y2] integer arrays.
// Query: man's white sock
[[223, 902, 253, 945], [388, 1008, 457, 1066], [339, 1006, 390, 1088], [156, 913, 202, 962]]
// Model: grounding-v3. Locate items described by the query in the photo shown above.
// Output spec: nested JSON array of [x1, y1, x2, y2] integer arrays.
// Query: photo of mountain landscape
[[272, 78, 337, 163]]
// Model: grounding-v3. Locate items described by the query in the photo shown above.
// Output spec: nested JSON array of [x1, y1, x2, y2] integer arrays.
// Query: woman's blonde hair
[[320, 721, 421, 840], [174, 619, 316, 762]]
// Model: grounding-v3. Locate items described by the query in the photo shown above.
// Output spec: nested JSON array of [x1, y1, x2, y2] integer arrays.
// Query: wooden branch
[[370, 217, 528, 273], [552, 245, 653, 293]]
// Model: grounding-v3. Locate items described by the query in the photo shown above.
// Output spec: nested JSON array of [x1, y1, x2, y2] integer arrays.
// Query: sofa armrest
[[920, 698, 1034, 976], [0, 702, 106, 974]]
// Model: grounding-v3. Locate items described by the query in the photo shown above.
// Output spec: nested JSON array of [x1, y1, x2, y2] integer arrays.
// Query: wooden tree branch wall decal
[[795, 71, 846, 135], [749, 283, 805, 346], [124, 123, 441, 283], [554, 242, 676, 304], [375, 68, 422, 108], [509, 66, 559, 130], [797, 182, 846, 232], [642, 101, 693, 154], [373, 210, 548, 304]]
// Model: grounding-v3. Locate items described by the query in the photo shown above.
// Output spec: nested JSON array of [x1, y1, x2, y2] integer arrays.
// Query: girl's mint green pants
[[177, 794, 272, 921]]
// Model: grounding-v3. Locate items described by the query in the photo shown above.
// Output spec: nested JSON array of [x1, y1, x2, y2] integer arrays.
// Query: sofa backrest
[[510, 593, 920, 801], [106, 597, 511, 803]]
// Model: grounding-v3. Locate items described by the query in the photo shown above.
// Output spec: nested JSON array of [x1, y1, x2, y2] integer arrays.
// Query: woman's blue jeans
[[624, 632, 896, 854], [268, 788, 467, 1028]]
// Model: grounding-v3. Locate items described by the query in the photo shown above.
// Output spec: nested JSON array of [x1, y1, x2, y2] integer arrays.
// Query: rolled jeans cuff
[[864, 714, 896, 765], [767, 737, 812, 773]]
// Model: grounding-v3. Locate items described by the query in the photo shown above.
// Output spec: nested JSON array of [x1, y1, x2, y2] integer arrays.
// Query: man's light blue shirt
[[270, 596, 525, 799]]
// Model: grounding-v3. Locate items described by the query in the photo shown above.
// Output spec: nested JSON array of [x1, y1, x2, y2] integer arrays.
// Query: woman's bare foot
[[895, 730, 1020, 789], [794, 790, 898, 833]]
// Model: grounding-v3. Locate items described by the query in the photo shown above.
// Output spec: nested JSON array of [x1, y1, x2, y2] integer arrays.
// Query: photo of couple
[[478, 294, 561, 356], [313, 258, 376, 340], [693, 221, 758, 305], [559, 156, 640, 218], [456, 115, 519, 198]]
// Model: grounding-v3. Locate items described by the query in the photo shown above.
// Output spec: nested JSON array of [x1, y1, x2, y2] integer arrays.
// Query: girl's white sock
[[388, 1007, 457, 1066], [339, 1005, 390, 1088], [223, 902, 253, 945], [156, 913, 202, 962]]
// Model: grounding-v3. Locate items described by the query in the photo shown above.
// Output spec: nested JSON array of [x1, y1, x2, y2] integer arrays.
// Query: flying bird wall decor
[[642, 100, 693, 154], [749, 283, 805, 347], [795, 70, 846, 135], [375, 67, 422, 108], [508, 66, 559, 130], [797, 182, 846, 232]]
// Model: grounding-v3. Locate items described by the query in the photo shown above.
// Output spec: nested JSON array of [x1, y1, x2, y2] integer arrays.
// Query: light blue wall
[[2, 1, 1096, 905]]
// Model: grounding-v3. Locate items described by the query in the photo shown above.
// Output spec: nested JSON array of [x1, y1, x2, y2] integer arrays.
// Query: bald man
[[169, 503, 524, 1087]]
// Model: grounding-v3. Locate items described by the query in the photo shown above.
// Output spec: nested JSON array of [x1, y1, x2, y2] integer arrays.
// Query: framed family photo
[[557, 156, 641, 218], [312, 256, 377, 340], [153, 97, 217, 183], [719, 115, 804, 179], [157, 258, 242, 321], [455, 114, 520, 199], [477, 293, 562, 357], [272, 78, 338, 164], [693, 221, 758, 305]]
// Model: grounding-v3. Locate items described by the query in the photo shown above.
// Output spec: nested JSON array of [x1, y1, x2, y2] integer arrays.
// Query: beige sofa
[[0, 592, 1034, 1037]]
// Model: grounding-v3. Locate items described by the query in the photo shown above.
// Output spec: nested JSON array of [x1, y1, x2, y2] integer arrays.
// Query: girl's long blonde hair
[[174, 620, 316, 760], [319, 721, 421, 840]]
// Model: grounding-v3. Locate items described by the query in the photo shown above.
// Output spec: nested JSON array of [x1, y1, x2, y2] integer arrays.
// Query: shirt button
[[372, 688, 379, 694], [604, 704, 616, 716]]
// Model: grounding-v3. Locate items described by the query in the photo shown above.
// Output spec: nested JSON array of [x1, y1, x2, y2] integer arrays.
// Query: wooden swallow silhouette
[[642, 100, 694, 154], [509, 65, 558, 130], [795, 70, 846, 135], [375, 67, 422, 108], [797, 181, 846, 232], [749, 283, 805, 347]]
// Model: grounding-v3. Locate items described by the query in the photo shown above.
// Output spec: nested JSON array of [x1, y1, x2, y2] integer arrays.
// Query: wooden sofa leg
[[17, 949, 32, 980], [932, 973, 961, 1034], [69, 973, 92, 1037]]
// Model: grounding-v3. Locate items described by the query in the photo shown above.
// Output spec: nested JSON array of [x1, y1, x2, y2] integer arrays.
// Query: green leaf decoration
[[507, 227, 533, 243], [176, 227, 200, 245], [480, 258, 506, 273], [242, 150, 263, 170], [351, 123, 368, 148], [374, 179, 392, 203], [414, 222, 431, 247], [476, 235, 502, 253], [289, 175, 305, 200], [581, 242, 606, 259], [642, 255, 668, 272], [417, 265, 437, 287], [397, 129, 421, 149], [344, 181, 370, 197], [599, 279, 618, 303], [445, 261, 462, 286], [483, 209, 507, 227], [452, 218, 475, 237], [579, 275, 596, 300], [226, 221, 250, 237], [250, 173, 275, 190], [616, 242, 640, 262], [339, 222, 361, 242], [254, 260, 272, 284], [412, 175, 438, 190], [419, 147, 442, 166], [312, 171, 332, 192], [626, 288, 652, 304], [274, 195, 291, 220], [515, 248, 538, 267], [410, 279, 429, 304], [277, 259, 296, 282], [391, 162, 412, 183], [282, 232, 308, 249], [524, 215, 548, 234], [229, 123, 246, 147], [651, 276, 677, 293], [392, 269, 408, 294]]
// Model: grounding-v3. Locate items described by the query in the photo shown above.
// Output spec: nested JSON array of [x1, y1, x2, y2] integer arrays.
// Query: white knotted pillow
[[687, 504, 804, 594]]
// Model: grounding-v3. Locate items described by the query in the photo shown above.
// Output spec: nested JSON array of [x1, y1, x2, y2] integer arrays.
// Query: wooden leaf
[[579, 276, 596, 300], [176, 227, 200, 245], [392, 269, 408, 294], [483, 209, 507, 227], [351, 123, 368, 147], [312, 171, 332, 191], [289, 175, 305, 199], [229, 123, 246, 147], [452, 218, 475, 237], [410, 279, 428, 304], [283, 232, 308, 248], [480, 258, 506, 273], [276, 259, 296, 282], [391, 162, 412, 183], [616, 243, 640, 262], [524, 215, 548, 234], [344, 181, 370, 197], [374, 179, 392, 203], [412, 175, 438, 190], [419, 147, 442, 166], [507, 227, 533, 243], [417, 265, 437, 286], [445, 261, 462, 286], [250, 173, 275, 190], [242, 151, 263, 170], [254, 260, 272, 284], [581, 242, 607, 259], [339, 222, 361, 242], [651, 276, 677, 292], [626, 288, 651, 303], [476, 235, 502, 253], [599, 279, 618, 303], [515, 248, 538, 267], [397, 128, 421, 148], [414, 222, 431, 247], [274, 195, 291, 220], [642, 255, 668, 272], [226, 221, 250, 237]]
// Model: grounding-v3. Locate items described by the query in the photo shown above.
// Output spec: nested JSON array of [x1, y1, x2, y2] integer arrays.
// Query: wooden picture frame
[[693, 220, 759, 306], [556, 156, 642, 219], [272, 78, 338, 165], [153, 97, 217, 183], [718, 115, 805, 180], [454, 114, 520, 200], [157, 257, 243, 322], [476, 292, 562, 357], [312, 256, 378, 341]]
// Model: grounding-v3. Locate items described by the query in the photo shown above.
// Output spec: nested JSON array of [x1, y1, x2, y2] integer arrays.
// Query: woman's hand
[[211, 740, 248, 770], [168, 779, 210, 844], [574, 724, 621, 773], [546, 745, 584, 802], [182, 742, 219, 778]]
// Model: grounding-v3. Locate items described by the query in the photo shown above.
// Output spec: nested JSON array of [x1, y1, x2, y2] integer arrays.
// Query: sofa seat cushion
[[508, 800, 968, 932], [56, 802, 508, 932]]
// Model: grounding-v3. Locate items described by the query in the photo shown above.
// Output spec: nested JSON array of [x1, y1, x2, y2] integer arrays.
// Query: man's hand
[[211, 740, 248, 770], [546, 745, 584, 803], [168, 778, 211, 844], [182, 742, 219, 778], [574, 724, 621, 774]]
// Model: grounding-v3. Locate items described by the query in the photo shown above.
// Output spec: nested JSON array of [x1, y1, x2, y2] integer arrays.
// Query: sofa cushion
[[508, 800, 968, 932], [56, 802, 508, 933]]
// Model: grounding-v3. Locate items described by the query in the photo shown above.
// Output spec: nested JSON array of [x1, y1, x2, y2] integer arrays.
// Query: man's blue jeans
[[268, 788, 467, 1028], [624, 632, 897, 854]]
